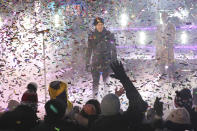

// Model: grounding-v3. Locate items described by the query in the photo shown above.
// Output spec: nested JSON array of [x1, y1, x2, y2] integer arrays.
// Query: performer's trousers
[[91, 69, 110, 98]]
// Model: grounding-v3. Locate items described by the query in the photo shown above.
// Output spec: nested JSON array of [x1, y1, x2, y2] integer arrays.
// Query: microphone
[[36, 29, 50, 34]]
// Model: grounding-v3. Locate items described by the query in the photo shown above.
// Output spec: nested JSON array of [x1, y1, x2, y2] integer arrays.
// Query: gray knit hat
[[166, 108, 191, 124], [101, 94, 120, 116]]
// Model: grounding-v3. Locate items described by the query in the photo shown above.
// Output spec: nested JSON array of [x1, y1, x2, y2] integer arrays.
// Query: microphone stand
[[36, 29, 49, 103]]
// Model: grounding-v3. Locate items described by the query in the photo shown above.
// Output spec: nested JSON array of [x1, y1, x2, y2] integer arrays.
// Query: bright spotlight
[[120, 13, 129, 27], [131, 14, 135, 19], [181, 32, 188, 44], [54, 14, 60, 27], [139, 31, 146, 45], [181, 9, 189, 18], [159, 13, 163, 25]]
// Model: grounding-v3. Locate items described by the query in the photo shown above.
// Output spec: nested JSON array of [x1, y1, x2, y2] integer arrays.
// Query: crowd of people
[[0, 60, 197, 131]]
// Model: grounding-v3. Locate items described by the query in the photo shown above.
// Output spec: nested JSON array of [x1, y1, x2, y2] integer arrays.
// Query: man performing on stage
[[86, 17, 117, 98]]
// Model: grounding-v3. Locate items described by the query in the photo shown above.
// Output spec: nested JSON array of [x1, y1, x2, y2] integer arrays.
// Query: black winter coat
[[31, 118, 85, 131], [86, 28, 117, 72]]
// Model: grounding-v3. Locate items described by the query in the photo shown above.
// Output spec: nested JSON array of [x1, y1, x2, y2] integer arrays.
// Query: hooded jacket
[[48, 81, 73, 113]]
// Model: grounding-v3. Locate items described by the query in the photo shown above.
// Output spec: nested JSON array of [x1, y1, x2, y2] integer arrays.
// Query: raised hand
[[154, 97, 163, 117], [115, 87, 125, 97], [110, 60, 127, 80]]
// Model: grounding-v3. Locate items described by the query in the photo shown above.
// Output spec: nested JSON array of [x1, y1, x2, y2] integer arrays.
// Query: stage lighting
[[181, 9, 189, 18], [139, 31, 146, 45], [131, 14, 135, 19], [120, 13, 129, 27], [181, 31, 188, 44], [159, 13, 163, 25], [54, 14, 60, 27]]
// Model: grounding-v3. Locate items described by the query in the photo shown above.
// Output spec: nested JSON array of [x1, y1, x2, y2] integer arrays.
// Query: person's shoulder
[[105, 30, 115, 39], [105, 30, 113, 35]]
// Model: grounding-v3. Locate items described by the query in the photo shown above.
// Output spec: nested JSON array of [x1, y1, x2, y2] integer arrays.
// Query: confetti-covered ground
[[2, 45, 197, 119]]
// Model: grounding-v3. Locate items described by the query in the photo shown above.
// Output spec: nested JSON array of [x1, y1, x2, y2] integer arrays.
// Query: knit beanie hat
[[166, 108, 191, 124], [174, 88, 192, 108], [45, 99, 66, 120], [27, 82, 37, 92], [101, 94, 120, 116], [48, 81, 73, 112], [93, 17, 104, 26]]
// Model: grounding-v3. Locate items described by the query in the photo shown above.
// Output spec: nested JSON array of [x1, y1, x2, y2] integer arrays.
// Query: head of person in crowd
[[174, 88, 193, 109], [93, 17, 104, 32], [100, 94, 120, 116], [27, 82, 38, 92], [48, 81, 73, 113], [0, 104, 38, 131], [44, 99, 67, 124], [79, 99, 100, 118], [86, 99, 101, 115], [165, 107, 191, 131], [21, 82, 38, 112], [6, 100, 20, 111], [80, 104, 97, 118]]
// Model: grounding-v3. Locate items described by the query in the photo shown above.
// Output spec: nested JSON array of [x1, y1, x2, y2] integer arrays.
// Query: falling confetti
[[0, 0, 197, 118]]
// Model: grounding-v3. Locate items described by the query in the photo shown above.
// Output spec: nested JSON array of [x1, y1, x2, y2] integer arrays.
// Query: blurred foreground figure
[[155, 12, 176, 79]]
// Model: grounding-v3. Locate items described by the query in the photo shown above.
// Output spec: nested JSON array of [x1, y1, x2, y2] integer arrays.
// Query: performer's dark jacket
[[86, 28, 117, 72]]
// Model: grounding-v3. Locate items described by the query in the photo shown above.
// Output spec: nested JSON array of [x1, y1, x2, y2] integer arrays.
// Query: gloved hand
[[154, 97, 163, 117], [110, 60, 127, 81]]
